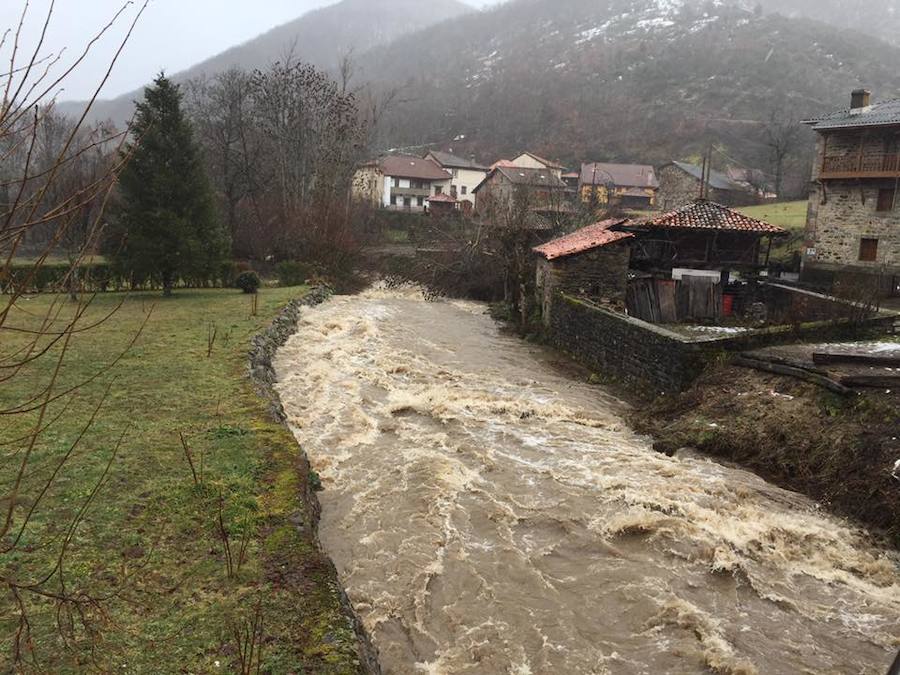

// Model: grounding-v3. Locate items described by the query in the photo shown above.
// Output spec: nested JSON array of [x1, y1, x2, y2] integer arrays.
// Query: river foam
[[274, 285, 900, 674]]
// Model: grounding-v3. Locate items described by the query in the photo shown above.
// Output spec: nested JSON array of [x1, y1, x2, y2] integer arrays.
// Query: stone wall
[[548, 291, 897, 395], [656, 165, 747, 211], [537, 244, 631, 324]]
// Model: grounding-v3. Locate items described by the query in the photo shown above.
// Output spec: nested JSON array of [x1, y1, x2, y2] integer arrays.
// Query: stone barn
[[657, 161, 754, 211], [533, 220, 634, 324]]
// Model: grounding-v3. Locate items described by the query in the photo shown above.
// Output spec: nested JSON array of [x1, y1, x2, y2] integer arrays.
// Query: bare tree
[[0, 1, 147, 667], [764, 105, 803, 199]]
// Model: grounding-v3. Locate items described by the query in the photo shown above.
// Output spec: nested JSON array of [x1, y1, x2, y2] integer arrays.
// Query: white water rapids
[[274, 285, 900, 675]]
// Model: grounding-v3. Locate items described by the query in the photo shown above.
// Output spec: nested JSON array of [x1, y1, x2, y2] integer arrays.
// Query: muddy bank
[[633, 363, 900, 548], [249, 286, 381, 675]]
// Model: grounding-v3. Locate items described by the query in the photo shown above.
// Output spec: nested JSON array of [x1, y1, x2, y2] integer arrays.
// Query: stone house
[[473, 166, 570, 223], [533, 220, 633, 324], [579, 162, 659, 210], [657, 161, 754, 210], [424, 150, 489, 210], [351, 155, 451, 212], [801, 89, 900, 297]]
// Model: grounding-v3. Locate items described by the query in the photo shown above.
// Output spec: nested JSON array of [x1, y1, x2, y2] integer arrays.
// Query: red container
[[722, 294, 735, 317]]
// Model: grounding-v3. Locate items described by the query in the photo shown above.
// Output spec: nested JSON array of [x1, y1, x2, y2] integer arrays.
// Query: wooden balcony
[[820, 153, 900, 179]]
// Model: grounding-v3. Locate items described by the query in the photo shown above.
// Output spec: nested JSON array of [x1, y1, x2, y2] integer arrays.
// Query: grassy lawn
[[738, 201, 808, 265], [0, 289, 361, 673]]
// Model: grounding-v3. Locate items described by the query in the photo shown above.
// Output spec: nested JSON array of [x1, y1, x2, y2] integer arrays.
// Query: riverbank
[[632, 363, 900, 547], [0, 289, 370, 672]]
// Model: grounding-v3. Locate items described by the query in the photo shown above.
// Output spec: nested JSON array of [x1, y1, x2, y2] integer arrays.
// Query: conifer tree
[[111, 73, 228, 295]]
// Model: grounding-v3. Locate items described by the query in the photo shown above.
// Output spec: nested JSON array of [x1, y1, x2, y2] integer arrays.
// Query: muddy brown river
[[274, 285, 900, 675]]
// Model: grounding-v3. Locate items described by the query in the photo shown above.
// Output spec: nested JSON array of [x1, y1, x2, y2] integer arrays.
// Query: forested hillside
[[361, 0, 900, 195]]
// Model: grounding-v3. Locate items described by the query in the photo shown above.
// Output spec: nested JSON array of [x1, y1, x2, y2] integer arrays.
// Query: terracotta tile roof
[[427, 193, 458, 203], [580, 162, 659, 189], [634, 199, 787, 234], [490, 159, 518, 171], [379, 155, 451, 181], [533, 219, 633, 260]]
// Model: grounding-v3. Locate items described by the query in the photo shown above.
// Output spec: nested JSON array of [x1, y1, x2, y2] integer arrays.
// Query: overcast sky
[[1, 0, 501, 101]]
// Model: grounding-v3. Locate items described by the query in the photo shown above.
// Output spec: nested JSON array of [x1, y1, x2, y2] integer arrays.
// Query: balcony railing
[[821, 153, 900, 179]]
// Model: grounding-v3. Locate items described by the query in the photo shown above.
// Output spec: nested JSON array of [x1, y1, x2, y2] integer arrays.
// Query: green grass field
[[0, 289, 360, 673], [738, 201, 808, 264]]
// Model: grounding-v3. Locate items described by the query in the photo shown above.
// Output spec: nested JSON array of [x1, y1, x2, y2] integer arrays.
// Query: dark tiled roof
[[634, 200, 786, 234], [495, 166, 568, 188], [534, 220, 633, 260], [426, 151, 488, 171], [379, 155, 451, 181], [804, 99, 900, 131], [665, 161, 747, 192], [580, 162, 659, 189]]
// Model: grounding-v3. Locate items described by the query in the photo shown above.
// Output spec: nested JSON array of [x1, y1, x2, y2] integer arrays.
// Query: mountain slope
[[361, 0, 900, 194], [63, 0, 473, 125], [757, 0, 900, 47]]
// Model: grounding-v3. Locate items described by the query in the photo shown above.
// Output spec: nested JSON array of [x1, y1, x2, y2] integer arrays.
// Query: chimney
[[850, 88, 871, 113]]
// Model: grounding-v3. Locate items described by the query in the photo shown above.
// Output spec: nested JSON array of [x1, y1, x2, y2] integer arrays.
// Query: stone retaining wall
[[548, 292, 897, 395]]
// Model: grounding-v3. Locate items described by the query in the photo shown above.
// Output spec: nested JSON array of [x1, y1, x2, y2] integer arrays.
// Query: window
[[435, 185, 443, 195], [392, 177, 399, 188], [390, 195, 397, 206], [450, 186, 458, 198], [877, 187, 895, 212], [461, 186, 468, 195], [403, 197, 412, 208], [859, 238, 879, 262], [417, 196, 424, 207]]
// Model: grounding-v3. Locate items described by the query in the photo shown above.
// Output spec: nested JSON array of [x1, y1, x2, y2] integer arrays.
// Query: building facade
[[473, 166, 570, 222], [352, 155, 452, 212], [656, 161, 753, 211], [424, 151, 488, 209], [579, 162, 659, 209], [802, 90, 900, 297]]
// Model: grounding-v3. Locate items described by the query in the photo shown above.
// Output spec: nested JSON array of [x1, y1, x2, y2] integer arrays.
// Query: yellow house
[[579, 162, 659, 209]]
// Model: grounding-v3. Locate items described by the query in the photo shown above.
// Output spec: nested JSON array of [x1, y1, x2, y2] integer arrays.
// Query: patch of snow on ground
[[575, 22, 612, 44]]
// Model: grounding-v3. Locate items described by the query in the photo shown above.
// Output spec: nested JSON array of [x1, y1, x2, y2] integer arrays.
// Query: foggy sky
[[1, 0, 501, 101]]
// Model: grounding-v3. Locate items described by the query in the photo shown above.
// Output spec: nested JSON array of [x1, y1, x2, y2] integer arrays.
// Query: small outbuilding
[[533, 219, 634, 324]]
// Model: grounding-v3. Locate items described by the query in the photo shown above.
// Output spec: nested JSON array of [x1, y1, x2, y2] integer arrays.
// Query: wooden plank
[[741, 352, 831, 376], [840, 375, 900, 389], [812, 352, 900, 367], [732, 356, 854, 396]]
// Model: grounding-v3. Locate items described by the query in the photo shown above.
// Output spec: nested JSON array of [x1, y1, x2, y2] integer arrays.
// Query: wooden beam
[[813, 352, 900, 367], [732, 356, 854, 396]]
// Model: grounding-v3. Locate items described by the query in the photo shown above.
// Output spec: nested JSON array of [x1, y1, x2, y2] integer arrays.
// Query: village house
[[490, 152, 567, 179], [802, 89, 900, 297], [579, 162, 659, 210], [352, 155, 451, 213], [473, 166, 571, 224], [424, 151, 489, 211], [657, 161, 754, 210]]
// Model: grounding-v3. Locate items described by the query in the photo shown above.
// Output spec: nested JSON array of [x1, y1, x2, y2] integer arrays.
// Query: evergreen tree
[[110, 73, 228, 296]]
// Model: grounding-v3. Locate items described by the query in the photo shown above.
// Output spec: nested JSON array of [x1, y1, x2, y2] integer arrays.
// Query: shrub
[[275, 261, 312, 288], [235, 270, 261, 294]]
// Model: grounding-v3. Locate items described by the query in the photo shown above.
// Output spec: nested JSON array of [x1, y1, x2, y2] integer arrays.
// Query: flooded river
[[274, 285, 900, 675]]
